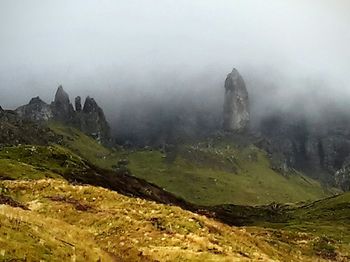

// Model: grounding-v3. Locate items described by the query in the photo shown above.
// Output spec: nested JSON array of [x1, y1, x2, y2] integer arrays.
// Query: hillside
[[1, 178, 348, 261], [0, 122, 349, 261], [50, 123, 336, 206]]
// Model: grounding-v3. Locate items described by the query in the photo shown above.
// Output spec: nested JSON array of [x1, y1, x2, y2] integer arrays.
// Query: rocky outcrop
[[335, 163, 350, 191], [16, 96, 53, 121], [257, 112, 350, 188], [0, 108, 58, 145], [15, 86, 111, 144], [51, 86, 75, 122], [223, 68, 250, 132], [76, 97, 110, 143], [75, 96, 82, 112]]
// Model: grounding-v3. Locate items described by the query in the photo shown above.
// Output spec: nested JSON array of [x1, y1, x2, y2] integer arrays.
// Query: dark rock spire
[[54, 85, 70, 105], [52, 85, 74, 122], [75, 96, 82, 112], [223, 68, 250, 132], [78, 96, 110, 143], [83, 96, 98, 113]]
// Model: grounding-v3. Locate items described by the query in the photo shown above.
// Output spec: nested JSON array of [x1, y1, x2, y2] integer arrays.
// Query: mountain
[[2, 68, 350, 261], [2, 73, 342, 205]]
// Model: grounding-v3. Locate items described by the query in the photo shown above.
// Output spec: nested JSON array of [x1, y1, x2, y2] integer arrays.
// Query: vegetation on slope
[[49, 123, 334, 206], [0, 109, 59, 145], [264, 192, 350, 252], [206, 193, 350, 260], [0, 123, 348, 261], [0, 145, 85, 180], [0, 179, 345, 261]]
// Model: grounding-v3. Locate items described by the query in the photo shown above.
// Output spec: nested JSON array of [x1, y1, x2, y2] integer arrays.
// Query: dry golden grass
[[0, 179, 338, 261]]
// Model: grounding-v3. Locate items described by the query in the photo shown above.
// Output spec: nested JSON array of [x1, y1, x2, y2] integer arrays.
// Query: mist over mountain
[[3, 2, 350, 260], [1, 1, 350, 166], [1, 1, 350, 125]]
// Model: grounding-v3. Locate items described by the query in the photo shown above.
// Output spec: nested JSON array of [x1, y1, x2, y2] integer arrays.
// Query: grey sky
[[1, 0, 350, 117]]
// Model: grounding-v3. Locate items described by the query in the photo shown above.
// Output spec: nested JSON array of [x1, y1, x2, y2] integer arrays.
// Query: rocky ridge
[[16, 86, 110, 144]]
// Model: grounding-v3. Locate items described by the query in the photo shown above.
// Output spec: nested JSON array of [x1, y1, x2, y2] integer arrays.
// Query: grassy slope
[[0, 178, 342, 262], [0, 125, 348, 260], [0, 144, 87, 180], [267, 192, 350, 245], [50, 123, 333, 206]]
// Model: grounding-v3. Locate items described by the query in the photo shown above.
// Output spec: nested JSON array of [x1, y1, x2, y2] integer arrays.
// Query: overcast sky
[[1, 0, 350, 118]]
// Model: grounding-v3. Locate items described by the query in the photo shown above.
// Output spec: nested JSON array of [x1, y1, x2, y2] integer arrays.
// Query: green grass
[[274, 193, 350, 243], [0, 144, 87, 180], [48, 123, 334, 206], [0, 159, 58, 180], [127, 146, 331, 206], [1, 124, 349, 260], [49, 122, 121, 169]]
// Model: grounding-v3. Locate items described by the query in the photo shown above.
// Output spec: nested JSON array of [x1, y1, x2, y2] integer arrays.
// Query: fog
[[1, 0, 350, 141]]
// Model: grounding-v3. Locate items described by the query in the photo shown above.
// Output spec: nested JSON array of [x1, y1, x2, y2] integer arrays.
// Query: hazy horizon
[[1, 0, 350, 126]]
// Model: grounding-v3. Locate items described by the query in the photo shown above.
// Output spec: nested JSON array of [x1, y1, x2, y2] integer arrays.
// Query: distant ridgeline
[[2, 68, 350, 192], [15, 86, 110, 144]]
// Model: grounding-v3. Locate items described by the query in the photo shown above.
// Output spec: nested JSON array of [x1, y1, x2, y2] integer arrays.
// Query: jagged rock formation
[[15, 86, 111, 144], [51, 86, 75, 122], [77, 97, 111, 143], [223, 68, 250, 132], [16, 97, 53, 121]]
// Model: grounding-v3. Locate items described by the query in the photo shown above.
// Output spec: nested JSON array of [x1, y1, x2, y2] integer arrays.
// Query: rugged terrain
[[0, 137, 349, 261], [0, 119, 349, 261], [50, 123, 335, 206], [1, 79, 350, 261], [16, 86, 111, 144]]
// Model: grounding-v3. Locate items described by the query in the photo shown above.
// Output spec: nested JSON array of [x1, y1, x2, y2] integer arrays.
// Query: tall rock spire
[[223, 68, 250, 132], [78, 96, 110, 143], [54, 85, 70, 106], [52, 85, 75, 122]]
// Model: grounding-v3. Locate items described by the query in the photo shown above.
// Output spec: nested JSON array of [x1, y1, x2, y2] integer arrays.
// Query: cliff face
[[258, 112, 350, 189], [15, 86, 111, 145], [223, 68, 250, 132]]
